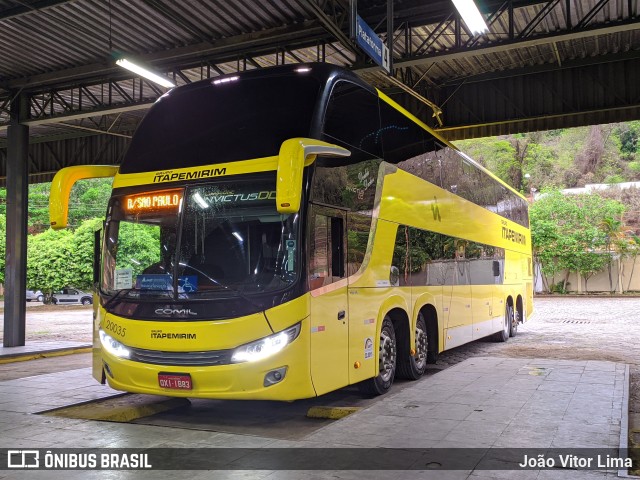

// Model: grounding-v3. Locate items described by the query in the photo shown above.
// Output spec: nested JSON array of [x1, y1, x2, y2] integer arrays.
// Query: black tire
[[359, 316, 397, 396], [51, 298, 58, 305], [26, 299, 31, 302], [81, 297, 92, 306], [509, 305, 519, 337], [397, 313, 428, 380], [37, 295, 44, 302], [493, 303, 512, 342]]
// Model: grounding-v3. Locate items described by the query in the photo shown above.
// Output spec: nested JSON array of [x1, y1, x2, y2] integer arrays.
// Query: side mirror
[[276, 138, 350, 214], [50, 165, 118, 229]]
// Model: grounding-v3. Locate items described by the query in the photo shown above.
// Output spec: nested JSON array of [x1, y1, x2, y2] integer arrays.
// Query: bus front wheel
[[359, 316, 397, 396]]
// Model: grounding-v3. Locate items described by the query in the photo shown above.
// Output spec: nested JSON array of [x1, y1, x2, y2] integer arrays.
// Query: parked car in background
[[26, 290, 44, 302], [52, 287, 93, 305]]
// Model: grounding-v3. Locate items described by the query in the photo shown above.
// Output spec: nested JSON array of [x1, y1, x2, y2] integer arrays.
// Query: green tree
[[530, 190, 625, 292], [623, 235, 640, 291], [27, 183, 51, 233], [455, 138, 518, 187], [600, 216, 624, 292], [523, 143, 560, 189], [615, 120, 640, 157], [26, 228, 74, 293], [66, 218, 104, 289]]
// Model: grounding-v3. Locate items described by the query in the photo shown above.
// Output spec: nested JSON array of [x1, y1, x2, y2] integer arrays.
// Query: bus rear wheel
[[359, 316, 396, 396], [509, 307, 519, 337], [397, 313, 428, 380], [493, 303, 512, 342]]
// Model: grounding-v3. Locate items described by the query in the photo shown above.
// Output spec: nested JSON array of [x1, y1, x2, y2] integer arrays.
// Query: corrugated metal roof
[[0, 0, 638, 146]]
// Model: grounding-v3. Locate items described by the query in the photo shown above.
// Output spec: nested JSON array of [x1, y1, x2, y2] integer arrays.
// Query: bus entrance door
[[308, 208, 349, 396]]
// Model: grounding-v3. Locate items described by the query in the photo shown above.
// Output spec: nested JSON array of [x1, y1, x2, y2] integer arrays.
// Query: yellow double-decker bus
[[50, 63, 532, 400]]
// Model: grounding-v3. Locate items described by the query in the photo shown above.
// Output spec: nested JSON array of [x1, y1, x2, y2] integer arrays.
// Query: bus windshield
[[102, 176, 300, 301]]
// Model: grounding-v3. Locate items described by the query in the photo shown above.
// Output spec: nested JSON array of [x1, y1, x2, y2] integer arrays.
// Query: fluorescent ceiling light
[[452, 0, 488, 35], [232, 231, 244, 242], [116, 58, 175, 88]]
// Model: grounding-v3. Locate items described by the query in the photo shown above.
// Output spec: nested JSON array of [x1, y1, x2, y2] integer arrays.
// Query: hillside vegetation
[[455, 122, 640, 192]]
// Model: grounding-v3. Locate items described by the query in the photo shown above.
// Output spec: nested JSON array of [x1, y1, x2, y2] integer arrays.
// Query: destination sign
[[124, 189, 183, 213]]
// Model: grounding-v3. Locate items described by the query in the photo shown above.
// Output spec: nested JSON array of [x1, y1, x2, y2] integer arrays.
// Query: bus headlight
[[99, 329, 131, 359], [231, 323, 301, 363]]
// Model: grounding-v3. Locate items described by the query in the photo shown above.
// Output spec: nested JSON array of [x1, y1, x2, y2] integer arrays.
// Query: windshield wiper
[[103, 286, 172, 309], [103, 288, 135, 310]]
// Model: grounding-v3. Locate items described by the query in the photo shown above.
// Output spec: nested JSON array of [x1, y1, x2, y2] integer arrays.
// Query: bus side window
[[330, 217, 345, 278], [309, 210, 346, 290], [310, 214, 329, 290]]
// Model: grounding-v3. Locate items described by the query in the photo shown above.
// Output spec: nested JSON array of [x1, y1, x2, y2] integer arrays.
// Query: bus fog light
[[264, 367, 287, 387], [231, 323, 301, 363], [99, 329, 131, 359]]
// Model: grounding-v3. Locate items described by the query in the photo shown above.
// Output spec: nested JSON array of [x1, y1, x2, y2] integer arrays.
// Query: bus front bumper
[[100, 320, 315, 401]]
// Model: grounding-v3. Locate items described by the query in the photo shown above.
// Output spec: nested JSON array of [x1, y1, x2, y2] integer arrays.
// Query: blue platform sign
[[355, 14, 390, 73]]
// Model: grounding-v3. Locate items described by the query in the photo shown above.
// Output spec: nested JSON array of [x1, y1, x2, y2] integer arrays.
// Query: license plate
[[158, 373, 192, 390]]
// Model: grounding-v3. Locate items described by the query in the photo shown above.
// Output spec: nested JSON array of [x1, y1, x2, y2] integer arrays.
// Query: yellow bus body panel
[[96, 300, 315, 400], [103, 311, 273, 351], [111, 156, 279, 189], [309, 282, 349, 395]]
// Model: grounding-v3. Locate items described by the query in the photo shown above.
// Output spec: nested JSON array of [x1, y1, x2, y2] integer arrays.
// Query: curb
[[42, 395, 191, 423], [0, 347, 92, 364]]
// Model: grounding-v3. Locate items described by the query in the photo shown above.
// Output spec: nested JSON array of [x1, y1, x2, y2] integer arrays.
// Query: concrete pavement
[[0, 356, 629, 479]]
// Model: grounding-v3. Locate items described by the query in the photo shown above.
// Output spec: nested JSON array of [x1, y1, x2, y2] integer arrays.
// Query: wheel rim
[[504, 307, 511, 334], [415, 321, 428, 369], [379, 328, 396, 382]]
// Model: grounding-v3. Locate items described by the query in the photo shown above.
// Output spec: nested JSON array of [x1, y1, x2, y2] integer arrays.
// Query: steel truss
[[0, 0, 637, 134]]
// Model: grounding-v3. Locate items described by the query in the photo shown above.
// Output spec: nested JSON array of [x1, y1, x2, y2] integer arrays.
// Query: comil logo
[[154, 308, 197, 316], [8, 450, 39, 468]]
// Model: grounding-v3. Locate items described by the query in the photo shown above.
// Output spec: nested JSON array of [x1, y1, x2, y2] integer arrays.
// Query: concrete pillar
[[3, 94, 29, 347]]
